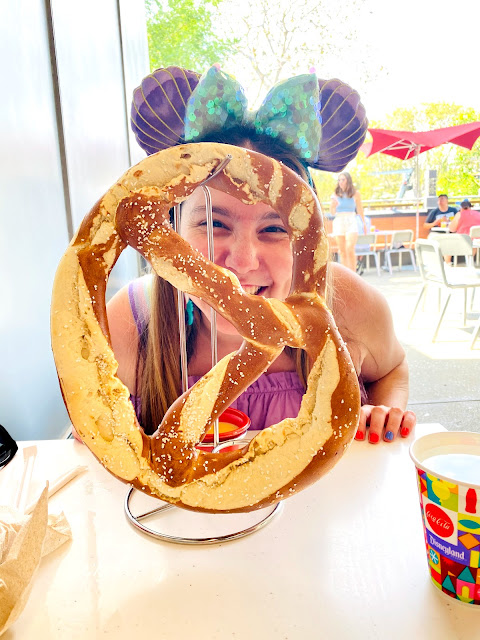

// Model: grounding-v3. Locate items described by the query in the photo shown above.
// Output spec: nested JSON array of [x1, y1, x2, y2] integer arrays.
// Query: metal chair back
[[470, 225, 480, 267], [355, 233, 380, 275], [415, 239, 447, 286], [356, 233, 376, 247], [385, 229, 416, 274], [428, 233, 473, 258], [470, 225, 480, 240], [389, 229, 414, 249]]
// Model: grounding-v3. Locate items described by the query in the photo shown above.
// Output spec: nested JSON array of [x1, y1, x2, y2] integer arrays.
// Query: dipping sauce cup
[[410, 431, 480, 605], [196, 408, 251, 453]]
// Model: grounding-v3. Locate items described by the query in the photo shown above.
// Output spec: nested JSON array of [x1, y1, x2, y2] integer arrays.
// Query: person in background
[[424, 194, 457, 230], [448, 199, 480, 260], [448, 199, 480, 235], [330, 172, 366, 271]]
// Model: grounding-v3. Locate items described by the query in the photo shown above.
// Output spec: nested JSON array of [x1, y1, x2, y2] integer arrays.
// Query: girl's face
[[338, 174, 347, 190], [180, 185, 293, 335]]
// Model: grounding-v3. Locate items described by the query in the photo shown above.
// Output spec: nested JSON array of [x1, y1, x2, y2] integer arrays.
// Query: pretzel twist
[[51, 143, 360, 513]]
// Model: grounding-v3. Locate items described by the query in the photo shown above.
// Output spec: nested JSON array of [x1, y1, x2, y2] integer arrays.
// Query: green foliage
[[339, 103, 480, 203], [146, 0, 237, 72]]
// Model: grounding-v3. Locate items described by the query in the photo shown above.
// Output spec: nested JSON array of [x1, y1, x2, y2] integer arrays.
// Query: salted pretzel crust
[[51, 143, 360, 513]]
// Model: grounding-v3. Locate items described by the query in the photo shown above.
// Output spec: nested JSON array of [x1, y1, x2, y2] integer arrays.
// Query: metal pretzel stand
[[125, 155, 282, 544]]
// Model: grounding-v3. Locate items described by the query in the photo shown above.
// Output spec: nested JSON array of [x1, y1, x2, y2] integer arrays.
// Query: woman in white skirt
[[331, 172, 366, 271]]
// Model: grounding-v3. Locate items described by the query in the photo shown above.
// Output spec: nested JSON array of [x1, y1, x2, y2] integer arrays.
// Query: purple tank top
[[127, 277, 366, 431]]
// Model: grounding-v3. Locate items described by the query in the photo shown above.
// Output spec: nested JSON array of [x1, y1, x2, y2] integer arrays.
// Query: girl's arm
[[106, 285, 140, 391], [332, 263, 416, 444], [359, 357, 416, 444], [354, 191, 367, 232], [71, 284, 138, 442], [330, 195, 338, 215]]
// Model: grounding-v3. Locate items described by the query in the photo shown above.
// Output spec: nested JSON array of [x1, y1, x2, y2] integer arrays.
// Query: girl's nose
[[224, 236, 260, 273]]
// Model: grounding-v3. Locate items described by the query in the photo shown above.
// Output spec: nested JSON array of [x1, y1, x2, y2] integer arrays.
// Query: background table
[[2, 425, 479, 639]]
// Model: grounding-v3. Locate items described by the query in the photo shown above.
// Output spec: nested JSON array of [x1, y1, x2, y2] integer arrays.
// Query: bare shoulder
[[106, 282, 140, 390], [328, 262, 404, 381], [329, 262, 388, 326]]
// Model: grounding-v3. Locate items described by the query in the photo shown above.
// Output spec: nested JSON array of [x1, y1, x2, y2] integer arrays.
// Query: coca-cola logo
[[425, 503, 454, 538]]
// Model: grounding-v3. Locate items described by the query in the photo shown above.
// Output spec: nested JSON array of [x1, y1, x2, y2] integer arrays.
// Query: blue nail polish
[[385, 431, 394, 441]]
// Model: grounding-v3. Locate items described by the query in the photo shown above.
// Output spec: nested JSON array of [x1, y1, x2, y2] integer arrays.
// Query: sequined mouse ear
[[254, 73, 322, 163], [312, 78, 368, 172], [130, 66, 201, 155]]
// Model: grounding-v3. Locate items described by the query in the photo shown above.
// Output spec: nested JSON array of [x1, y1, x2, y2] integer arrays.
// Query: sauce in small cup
[[196, 408, 251, 452]]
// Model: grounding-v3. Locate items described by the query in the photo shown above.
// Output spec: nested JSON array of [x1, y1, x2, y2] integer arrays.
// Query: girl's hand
[[355, 405, 416, 444]]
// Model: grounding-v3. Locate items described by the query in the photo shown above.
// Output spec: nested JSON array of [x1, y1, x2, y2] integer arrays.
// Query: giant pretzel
[[51, 143, 360, 513]]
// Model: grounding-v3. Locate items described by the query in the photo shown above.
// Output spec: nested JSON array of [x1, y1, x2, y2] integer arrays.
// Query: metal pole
[[173, 204, 189, 394], [172, 156, 232, 397], [415, 145, 420, 240], [202, 186, 219, 449]]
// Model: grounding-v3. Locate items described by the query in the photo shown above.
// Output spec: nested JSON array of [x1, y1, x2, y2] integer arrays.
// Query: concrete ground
[[358, 261, 480, 432]]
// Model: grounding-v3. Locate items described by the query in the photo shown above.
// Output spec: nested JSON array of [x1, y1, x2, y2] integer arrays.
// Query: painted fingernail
[[369, 432, 379, 444], [401, 427, 410, 437], [385, 431, 394, 441], [355, 431, 365, 441]]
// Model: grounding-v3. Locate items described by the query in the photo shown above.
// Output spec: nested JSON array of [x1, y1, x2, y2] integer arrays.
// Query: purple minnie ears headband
[[130, 65, 368, 173]]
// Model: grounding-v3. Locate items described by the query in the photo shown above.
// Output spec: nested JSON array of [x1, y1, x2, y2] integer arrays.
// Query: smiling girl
[[104, 67, 415, 445]]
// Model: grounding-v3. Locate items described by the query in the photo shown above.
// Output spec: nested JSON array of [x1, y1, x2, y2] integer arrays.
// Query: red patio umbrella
[[361, 122, 480, 236]]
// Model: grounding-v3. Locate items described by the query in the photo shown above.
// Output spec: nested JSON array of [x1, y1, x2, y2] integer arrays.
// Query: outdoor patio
[[362, 264, 480, 433]]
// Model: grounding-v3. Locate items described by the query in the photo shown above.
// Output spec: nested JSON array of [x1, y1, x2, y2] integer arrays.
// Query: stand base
[[124, 486, 283, 545]]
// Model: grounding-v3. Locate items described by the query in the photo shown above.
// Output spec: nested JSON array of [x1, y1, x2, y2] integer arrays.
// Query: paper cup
[[410, 432, 480, 605]]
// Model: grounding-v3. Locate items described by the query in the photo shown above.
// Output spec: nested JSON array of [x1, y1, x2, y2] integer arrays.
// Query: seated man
[[424, 194, 457, 230]]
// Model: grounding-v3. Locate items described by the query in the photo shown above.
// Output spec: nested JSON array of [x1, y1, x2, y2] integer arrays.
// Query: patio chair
[[427, 232, 474, 267], [384, 230, 416, 274], [409, 239, 480, 342], [355, 233, 381, 276], [471, 314, 480, 349], [470, 225, 480, 267]]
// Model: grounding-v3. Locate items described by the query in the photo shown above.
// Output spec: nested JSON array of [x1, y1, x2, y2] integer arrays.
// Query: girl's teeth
[[243, 286, 261, 294]]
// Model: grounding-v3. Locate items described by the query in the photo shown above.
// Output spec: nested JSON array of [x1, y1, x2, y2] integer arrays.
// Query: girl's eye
[[199, 219, 228, 230], [262, 225, 288, 234]]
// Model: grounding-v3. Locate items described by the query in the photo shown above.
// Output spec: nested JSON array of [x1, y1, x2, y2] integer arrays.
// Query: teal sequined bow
[[184, 66, 322, 163]]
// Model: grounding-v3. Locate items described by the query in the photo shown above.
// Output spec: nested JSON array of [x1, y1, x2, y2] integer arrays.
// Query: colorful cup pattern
[[415, 466, 480, 604]]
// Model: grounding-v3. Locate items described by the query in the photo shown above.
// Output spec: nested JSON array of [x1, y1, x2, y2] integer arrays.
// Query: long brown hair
[[137, 129, 316, 434], [334, 172, 356, 198]]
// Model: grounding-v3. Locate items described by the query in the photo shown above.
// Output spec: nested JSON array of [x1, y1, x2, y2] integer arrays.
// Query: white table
[[2, 425, 479, 639]]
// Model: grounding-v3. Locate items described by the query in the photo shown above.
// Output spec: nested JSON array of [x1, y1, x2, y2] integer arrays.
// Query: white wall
[[0, 0, 149, 439]]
